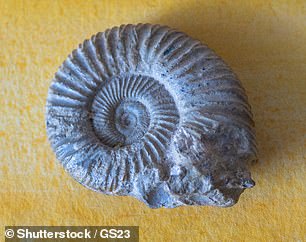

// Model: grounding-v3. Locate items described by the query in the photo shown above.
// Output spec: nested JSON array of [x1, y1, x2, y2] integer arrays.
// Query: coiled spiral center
[[114, 100, 150, 145], [91, 75, 179, 149]]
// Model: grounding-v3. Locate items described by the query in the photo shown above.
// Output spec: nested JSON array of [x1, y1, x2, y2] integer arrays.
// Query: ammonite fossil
[[46, 24, 257, 208]]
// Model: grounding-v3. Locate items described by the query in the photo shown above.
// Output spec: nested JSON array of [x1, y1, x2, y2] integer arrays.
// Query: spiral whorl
[[92, 74, 179, 151]]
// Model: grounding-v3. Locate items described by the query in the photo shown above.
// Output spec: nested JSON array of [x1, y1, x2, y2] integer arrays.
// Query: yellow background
[[1, 0, 305, 241]]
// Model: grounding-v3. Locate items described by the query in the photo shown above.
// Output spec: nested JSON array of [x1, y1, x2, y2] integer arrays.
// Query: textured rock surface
[[46, 24, 257, 208]]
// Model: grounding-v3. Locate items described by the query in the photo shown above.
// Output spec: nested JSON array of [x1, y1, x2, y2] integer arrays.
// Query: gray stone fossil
[[46, 24, 257, 208]]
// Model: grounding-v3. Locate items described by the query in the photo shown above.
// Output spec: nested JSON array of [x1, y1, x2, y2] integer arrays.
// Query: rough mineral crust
[[46, 24, 257, 208]]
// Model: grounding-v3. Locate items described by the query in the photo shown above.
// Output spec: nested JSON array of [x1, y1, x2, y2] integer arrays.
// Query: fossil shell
[[46, 24, 257, 208]]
